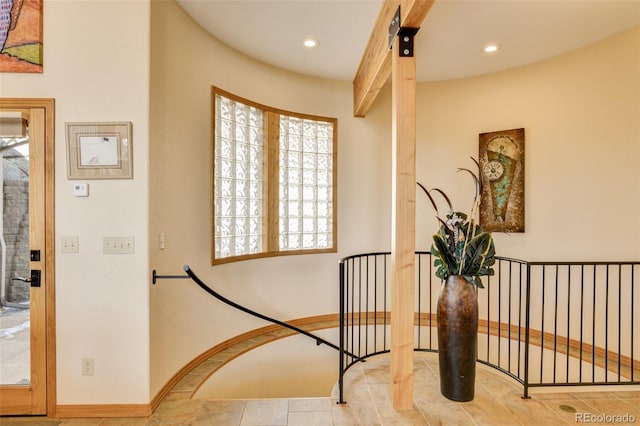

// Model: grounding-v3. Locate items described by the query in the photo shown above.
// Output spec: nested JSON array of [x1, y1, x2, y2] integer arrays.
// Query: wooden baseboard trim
[[55, 403, 152, 418]]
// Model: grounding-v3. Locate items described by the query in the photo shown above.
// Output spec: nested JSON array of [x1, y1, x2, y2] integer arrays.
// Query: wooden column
[[390, 32, 417, 410], [353, 0, 434, 412]]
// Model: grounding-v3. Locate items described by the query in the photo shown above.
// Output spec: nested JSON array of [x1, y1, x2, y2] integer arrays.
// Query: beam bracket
[[388, 6, 419, 57], [388, 6, 401, 49], [397, 27, 419, 57]]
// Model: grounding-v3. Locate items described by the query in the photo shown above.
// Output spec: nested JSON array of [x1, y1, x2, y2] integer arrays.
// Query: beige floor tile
[[350, 404, 382, 424], [416, 402, 476, 425], [572, 391, 622, 400], [613, 391, 640, 399], [413, 366, 439, 385], [539, 399, 600, 425], [193, 412, 243, 426], [288, 398, 332, 412], [198, 399, 247, 413], [342, 383, 375, 405], [480, 378, 523, 400], [153, 398, 204, 417], [240, 399, 288, 426], [413, 382, 460, 406], [375, 405, 428, 425], [462, 401, 522, 426], [331, 403, 362, 425], [367, 383, 393, 404], [194, 400, 245, 426], [502, 398, 567, 425], [618, 397, 640, 410], [287, 410, 334, 425]]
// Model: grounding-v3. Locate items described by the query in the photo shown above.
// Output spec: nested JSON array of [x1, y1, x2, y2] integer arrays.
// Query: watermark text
[[576, 412, 636, 424]]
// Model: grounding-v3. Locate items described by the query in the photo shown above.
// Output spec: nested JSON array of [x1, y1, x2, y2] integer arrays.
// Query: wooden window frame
[[211, 86, 337, 265]]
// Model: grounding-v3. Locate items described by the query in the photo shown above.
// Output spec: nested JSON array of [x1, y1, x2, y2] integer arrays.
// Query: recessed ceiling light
[[303, 38, 318, 48], [484, 44, 500, 53]]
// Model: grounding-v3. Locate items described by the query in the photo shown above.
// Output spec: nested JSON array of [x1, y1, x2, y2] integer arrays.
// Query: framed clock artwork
[[479, 128, 525, 232]]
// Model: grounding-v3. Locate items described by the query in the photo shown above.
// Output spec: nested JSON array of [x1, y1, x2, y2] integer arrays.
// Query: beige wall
[[150, 0, 639, 400], [415, 26, 640, 261], [1, 0, 637, 407], [0, 1, 151, 404], [149, 0, 391, 396]]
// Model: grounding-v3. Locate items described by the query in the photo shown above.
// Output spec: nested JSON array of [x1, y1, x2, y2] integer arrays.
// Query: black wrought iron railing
[[154, 266, 359, 359], [338, 252, 640, 403]]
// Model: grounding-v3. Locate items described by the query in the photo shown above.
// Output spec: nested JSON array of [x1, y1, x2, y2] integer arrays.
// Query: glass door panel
[[0, 121, 31, 387], [0, 103, 49, 416]]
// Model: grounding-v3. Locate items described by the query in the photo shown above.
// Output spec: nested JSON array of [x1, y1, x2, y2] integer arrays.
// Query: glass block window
[[279, 116, 333, 251], [213, 94, 264, 260], [212, 87, 336, 264]]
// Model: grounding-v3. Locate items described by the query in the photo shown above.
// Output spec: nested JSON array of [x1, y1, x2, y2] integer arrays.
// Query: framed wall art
[[66, 122, 133, 179], [0, 0, 43, 73], [479, 128, 524, 232]]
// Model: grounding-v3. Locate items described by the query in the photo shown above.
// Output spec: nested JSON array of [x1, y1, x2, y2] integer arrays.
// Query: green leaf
[[432, 234, 455, 276], [461, 232, 494, 276]]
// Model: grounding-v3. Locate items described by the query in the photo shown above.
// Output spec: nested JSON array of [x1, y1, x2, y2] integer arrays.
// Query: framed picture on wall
[[0, 0, 43, 73], [479, 128, 524, 232], [66, 122, 133, 179]]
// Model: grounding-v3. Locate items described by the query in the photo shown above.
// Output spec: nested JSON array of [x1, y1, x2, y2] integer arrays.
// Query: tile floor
[[1, 352, 639, 425]]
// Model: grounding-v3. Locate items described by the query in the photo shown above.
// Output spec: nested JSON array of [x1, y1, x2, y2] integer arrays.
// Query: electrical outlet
[[103, 236, 135, 254], [81, 358, 94, 376], [61, 236, 79, 254]]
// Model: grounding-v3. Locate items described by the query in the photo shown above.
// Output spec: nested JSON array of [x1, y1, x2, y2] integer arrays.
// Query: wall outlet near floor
[[81, 358, 94, 376], [103, 236, 135, 254]]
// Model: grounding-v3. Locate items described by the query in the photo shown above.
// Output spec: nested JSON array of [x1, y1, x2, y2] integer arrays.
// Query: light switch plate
[[61, 236, 79, 254], [103, 237, 135, 254]]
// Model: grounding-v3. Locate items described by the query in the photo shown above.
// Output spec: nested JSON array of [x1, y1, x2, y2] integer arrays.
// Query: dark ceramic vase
[[437, 275, 478, 402]]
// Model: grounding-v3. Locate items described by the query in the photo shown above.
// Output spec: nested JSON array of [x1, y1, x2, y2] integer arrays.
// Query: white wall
[[0, 1, 151, 405]]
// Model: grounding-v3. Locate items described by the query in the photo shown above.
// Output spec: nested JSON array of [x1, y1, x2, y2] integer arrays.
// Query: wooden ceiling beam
[[352, 0, 435, 117]]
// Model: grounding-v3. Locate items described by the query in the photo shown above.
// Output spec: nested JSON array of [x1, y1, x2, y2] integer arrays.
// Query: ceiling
[[176, 0, 640, 83]]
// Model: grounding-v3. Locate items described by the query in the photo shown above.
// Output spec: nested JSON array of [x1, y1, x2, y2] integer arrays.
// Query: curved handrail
[[183, 265, 360, 360]]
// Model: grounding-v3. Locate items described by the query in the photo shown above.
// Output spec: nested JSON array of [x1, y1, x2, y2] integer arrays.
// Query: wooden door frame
[[0, 98, 56, 415]]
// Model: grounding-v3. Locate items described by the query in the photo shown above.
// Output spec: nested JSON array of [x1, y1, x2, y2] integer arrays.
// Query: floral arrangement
[[418, 159, 496, 288]]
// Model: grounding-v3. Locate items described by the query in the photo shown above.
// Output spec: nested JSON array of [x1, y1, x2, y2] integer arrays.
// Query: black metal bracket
[[398, 27, 419, 57], [152, 269, 189, 285], [387, 6, 419, 57]]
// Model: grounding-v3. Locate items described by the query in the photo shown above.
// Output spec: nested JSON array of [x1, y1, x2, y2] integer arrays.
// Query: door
[[0, 99, 54, 415]]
